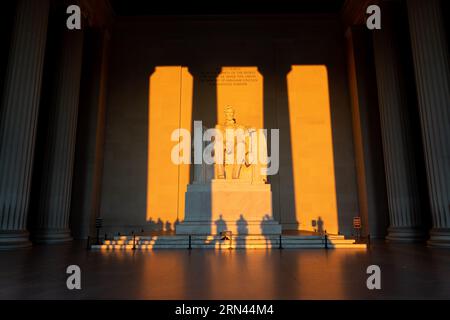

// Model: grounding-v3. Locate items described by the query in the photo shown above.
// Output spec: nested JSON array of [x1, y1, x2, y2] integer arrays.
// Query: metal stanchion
[[220, 231, 232, 250]]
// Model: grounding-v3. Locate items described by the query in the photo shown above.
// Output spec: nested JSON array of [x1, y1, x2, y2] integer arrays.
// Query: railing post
[[95, 217, 103, 245], [324, 234, 328, 250], [132, 232, 136, 250], [188, 234, 192, 250], [279, 234, 283, 250]]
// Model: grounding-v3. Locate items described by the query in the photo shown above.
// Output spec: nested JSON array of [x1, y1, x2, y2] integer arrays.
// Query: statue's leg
[[217, 164, 225, 179], [232, 164, 242, 179]]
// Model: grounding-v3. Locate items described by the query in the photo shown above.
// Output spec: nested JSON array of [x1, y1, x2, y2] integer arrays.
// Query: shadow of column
[[274, 62, 299, 231], [187, 66, 220, 235]]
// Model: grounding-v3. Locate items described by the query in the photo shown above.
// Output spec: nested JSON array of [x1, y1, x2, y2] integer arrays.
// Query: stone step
[[111, 235, 346, 241], [328, 243, 367, 249], [92, 244, 188, 250], [327, 240, 361, 244], [113, 235, 286, 241], [104, 239, 352, 246], [113, 236, 187, 241], [95, 244, 362, 250], [92, 245, 367, 250], [93, 234, 366, 250]]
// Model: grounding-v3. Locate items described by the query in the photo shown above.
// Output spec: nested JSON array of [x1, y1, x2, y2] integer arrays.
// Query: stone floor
[[0, 241, 449, 299]]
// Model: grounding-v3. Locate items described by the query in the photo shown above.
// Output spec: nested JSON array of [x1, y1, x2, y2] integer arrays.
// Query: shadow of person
[[210, 215, 227, 248], [165, 221, 172, 233], [237, 214, 248, 235], [236, 214, 248, 249], [146, 217, 157, 232], [317, 216, 325, 235], [260, 214, 272, 234], [156, 218, 164, 232], [260, 214, 274, 248], [215, 214, 227, 235]]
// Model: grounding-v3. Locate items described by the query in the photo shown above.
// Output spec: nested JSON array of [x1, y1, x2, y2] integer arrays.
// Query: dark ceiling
[[109, 0, 346, 16]]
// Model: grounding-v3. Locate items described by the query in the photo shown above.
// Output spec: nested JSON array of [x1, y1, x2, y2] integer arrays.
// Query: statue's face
[[225, 108, 234, 121]]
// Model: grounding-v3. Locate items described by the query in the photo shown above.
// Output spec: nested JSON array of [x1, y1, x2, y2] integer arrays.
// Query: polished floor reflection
[[0, 242, 449, 299]]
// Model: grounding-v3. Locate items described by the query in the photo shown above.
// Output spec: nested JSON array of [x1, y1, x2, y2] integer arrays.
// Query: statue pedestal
[[176, 179, 282, 235]]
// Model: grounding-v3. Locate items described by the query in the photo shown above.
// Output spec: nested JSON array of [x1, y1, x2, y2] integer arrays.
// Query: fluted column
[[372, 2, 424, 242], [33, 28, 84, 243], [0, 0, 49, 249], [407, 0, 450, 247]]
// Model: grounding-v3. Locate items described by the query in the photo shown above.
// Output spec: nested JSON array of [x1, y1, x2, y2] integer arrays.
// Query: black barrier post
[[188, 235, 192, 250], [132, 231, 136, 250], [220, 231, 232, 249], [353, 216, 362, 242], [325, 234, 328, 249], [87, 236, 91, 250], [279, 234, 283, 250]]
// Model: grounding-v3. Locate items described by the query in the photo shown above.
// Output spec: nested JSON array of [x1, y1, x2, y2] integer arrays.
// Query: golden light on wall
[[147, 66, 193, 228], [287, 65, 339, 234]]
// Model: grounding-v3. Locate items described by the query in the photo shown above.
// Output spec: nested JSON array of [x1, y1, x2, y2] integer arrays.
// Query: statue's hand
[[245, 152, 253, 166]]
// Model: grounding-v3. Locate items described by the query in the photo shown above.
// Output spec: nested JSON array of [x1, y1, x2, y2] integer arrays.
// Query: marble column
[[33, 28, 84, 243], [407, 0, 450, 247], [0, 0, 49, 249], [372, 2, 424, 242]]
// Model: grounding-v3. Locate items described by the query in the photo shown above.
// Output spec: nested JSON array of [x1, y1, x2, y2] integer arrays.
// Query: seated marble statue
[[214, 105, 267, 184], [192, 106, 267, 184], [179, 106, 281, 236]]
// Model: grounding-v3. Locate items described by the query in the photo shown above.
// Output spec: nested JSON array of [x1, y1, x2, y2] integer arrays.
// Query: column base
[[33, 228, 73, 244], [386, 226, 426, 243], [428, 228, 450, 248], [0, 230, 32, 250]]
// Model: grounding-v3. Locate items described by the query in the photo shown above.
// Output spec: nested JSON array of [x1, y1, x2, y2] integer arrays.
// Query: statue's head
[[224, 105, 235, 123]]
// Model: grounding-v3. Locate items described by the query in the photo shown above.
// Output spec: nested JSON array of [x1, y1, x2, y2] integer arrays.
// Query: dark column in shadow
[[26, 6, 60, 234], [345, 26, 389, 238], [327, 40, 362, 236], [67, 24, 110, 239], [0, 1, 16, 109], [397, 0, 431, 233]]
